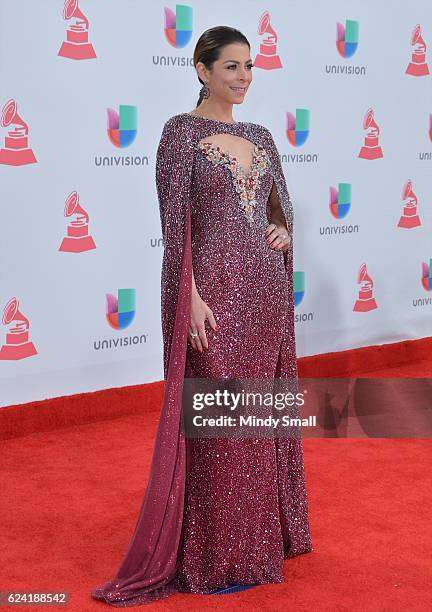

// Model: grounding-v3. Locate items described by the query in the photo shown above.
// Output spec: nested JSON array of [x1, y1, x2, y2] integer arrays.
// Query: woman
[[92, 26, 312, 607]]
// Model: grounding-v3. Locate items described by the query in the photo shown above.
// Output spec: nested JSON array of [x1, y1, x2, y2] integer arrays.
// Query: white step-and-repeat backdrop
[[1, 1, 431, 406]]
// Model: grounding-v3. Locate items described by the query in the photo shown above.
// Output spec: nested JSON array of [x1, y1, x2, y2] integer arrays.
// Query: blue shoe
[[209, 583, 258, 595]]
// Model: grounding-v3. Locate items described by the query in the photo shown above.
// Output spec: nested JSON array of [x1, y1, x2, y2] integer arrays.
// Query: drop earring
[[200, 81, 210, 99]]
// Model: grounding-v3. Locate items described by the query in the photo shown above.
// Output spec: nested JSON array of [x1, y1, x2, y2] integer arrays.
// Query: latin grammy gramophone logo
[[421, 259, 432, 291], [294, 272, 305, 307], [0, 99, 37, 166], [358, 108, 383, 160], [59, 191, 96, 252], [329, 183, 351, 219], [353, 263, 378, 312], [164, 4, 193, 48], [106, 289, 136, 330], [0, 298, 37, 360], [58, 0, 96, 60], [405, 25, 429, 76], [107, 105, 138, 148], [286, 109, 310, 147], [336, 19, 359, 58], [253, 11, 282, 70], [398, 180, 421, 229]]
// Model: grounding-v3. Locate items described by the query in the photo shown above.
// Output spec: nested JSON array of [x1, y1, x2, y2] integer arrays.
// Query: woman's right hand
[[188, 290, 219, 352]]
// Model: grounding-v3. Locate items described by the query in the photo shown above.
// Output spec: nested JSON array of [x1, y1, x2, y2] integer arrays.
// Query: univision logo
[[164, 4, 193, 48], [95, 104, 147, 166], [330, 183, 351, 218], [106, 288, 136, 330], [337, 19, 359, 58], [418, 113, 432, 160], [320, 182, 359, 236], [284, 110, 318, 164], [94, 288, 148, 351], [422, 259, 432, 291], [286, 109, 309, 147], [107, 105, 137, 148], [325, 19, 366, 75], [294, 271, 313, 323], [413, 259, 432, 307], [294, 271, 305, 306]]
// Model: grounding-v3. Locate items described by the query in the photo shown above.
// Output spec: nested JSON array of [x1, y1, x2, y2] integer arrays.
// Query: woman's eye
[[227, 64, 254, 69]]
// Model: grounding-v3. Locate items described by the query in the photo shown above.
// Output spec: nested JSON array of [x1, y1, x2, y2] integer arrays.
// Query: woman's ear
[[195, 62, 206, 83]]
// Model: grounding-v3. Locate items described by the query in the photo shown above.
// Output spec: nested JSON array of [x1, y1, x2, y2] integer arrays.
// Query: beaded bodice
[[196, 140, 271, 223]]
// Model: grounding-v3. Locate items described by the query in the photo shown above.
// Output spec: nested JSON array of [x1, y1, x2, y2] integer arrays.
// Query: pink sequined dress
[[91, 112, 312, 606]]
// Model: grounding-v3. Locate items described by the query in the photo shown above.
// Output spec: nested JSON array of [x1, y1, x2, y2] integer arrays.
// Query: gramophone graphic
[[398, 180, 421, 229], [253, 11, 282, 70], [58, 0, 96, 60], [0, 298, 37, 360], [358, 108, 383, 160], [353, 263, 378, 312], [0, 99, 37, 166], [59, 191, 96, 252], [405, 25, 429, 76]]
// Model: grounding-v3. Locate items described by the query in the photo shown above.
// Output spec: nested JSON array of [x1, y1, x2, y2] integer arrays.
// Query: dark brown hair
[[193, 26, 250, 106]]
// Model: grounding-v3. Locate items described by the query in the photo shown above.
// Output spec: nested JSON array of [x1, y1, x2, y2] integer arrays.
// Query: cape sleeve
[[90, 115, 195, 605], [259, 125, 294, 274], [156, 115, 195, 378], [259, 125, 298, 383]]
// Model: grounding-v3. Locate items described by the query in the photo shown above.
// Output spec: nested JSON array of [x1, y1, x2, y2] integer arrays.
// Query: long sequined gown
[[91, 112, 312, 606]]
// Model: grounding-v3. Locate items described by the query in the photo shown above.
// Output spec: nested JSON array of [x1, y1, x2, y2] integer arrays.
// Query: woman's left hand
[[264, 223, 291, 252]]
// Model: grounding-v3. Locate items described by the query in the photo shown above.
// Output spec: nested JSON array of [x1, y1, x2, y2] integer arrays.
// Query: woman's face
[[198, 43, 253, 104]]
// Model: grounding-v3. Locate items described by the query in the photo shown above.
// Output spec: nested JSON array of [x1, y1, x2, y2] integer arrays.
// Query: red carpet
[[1, 336, 432, 611]]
